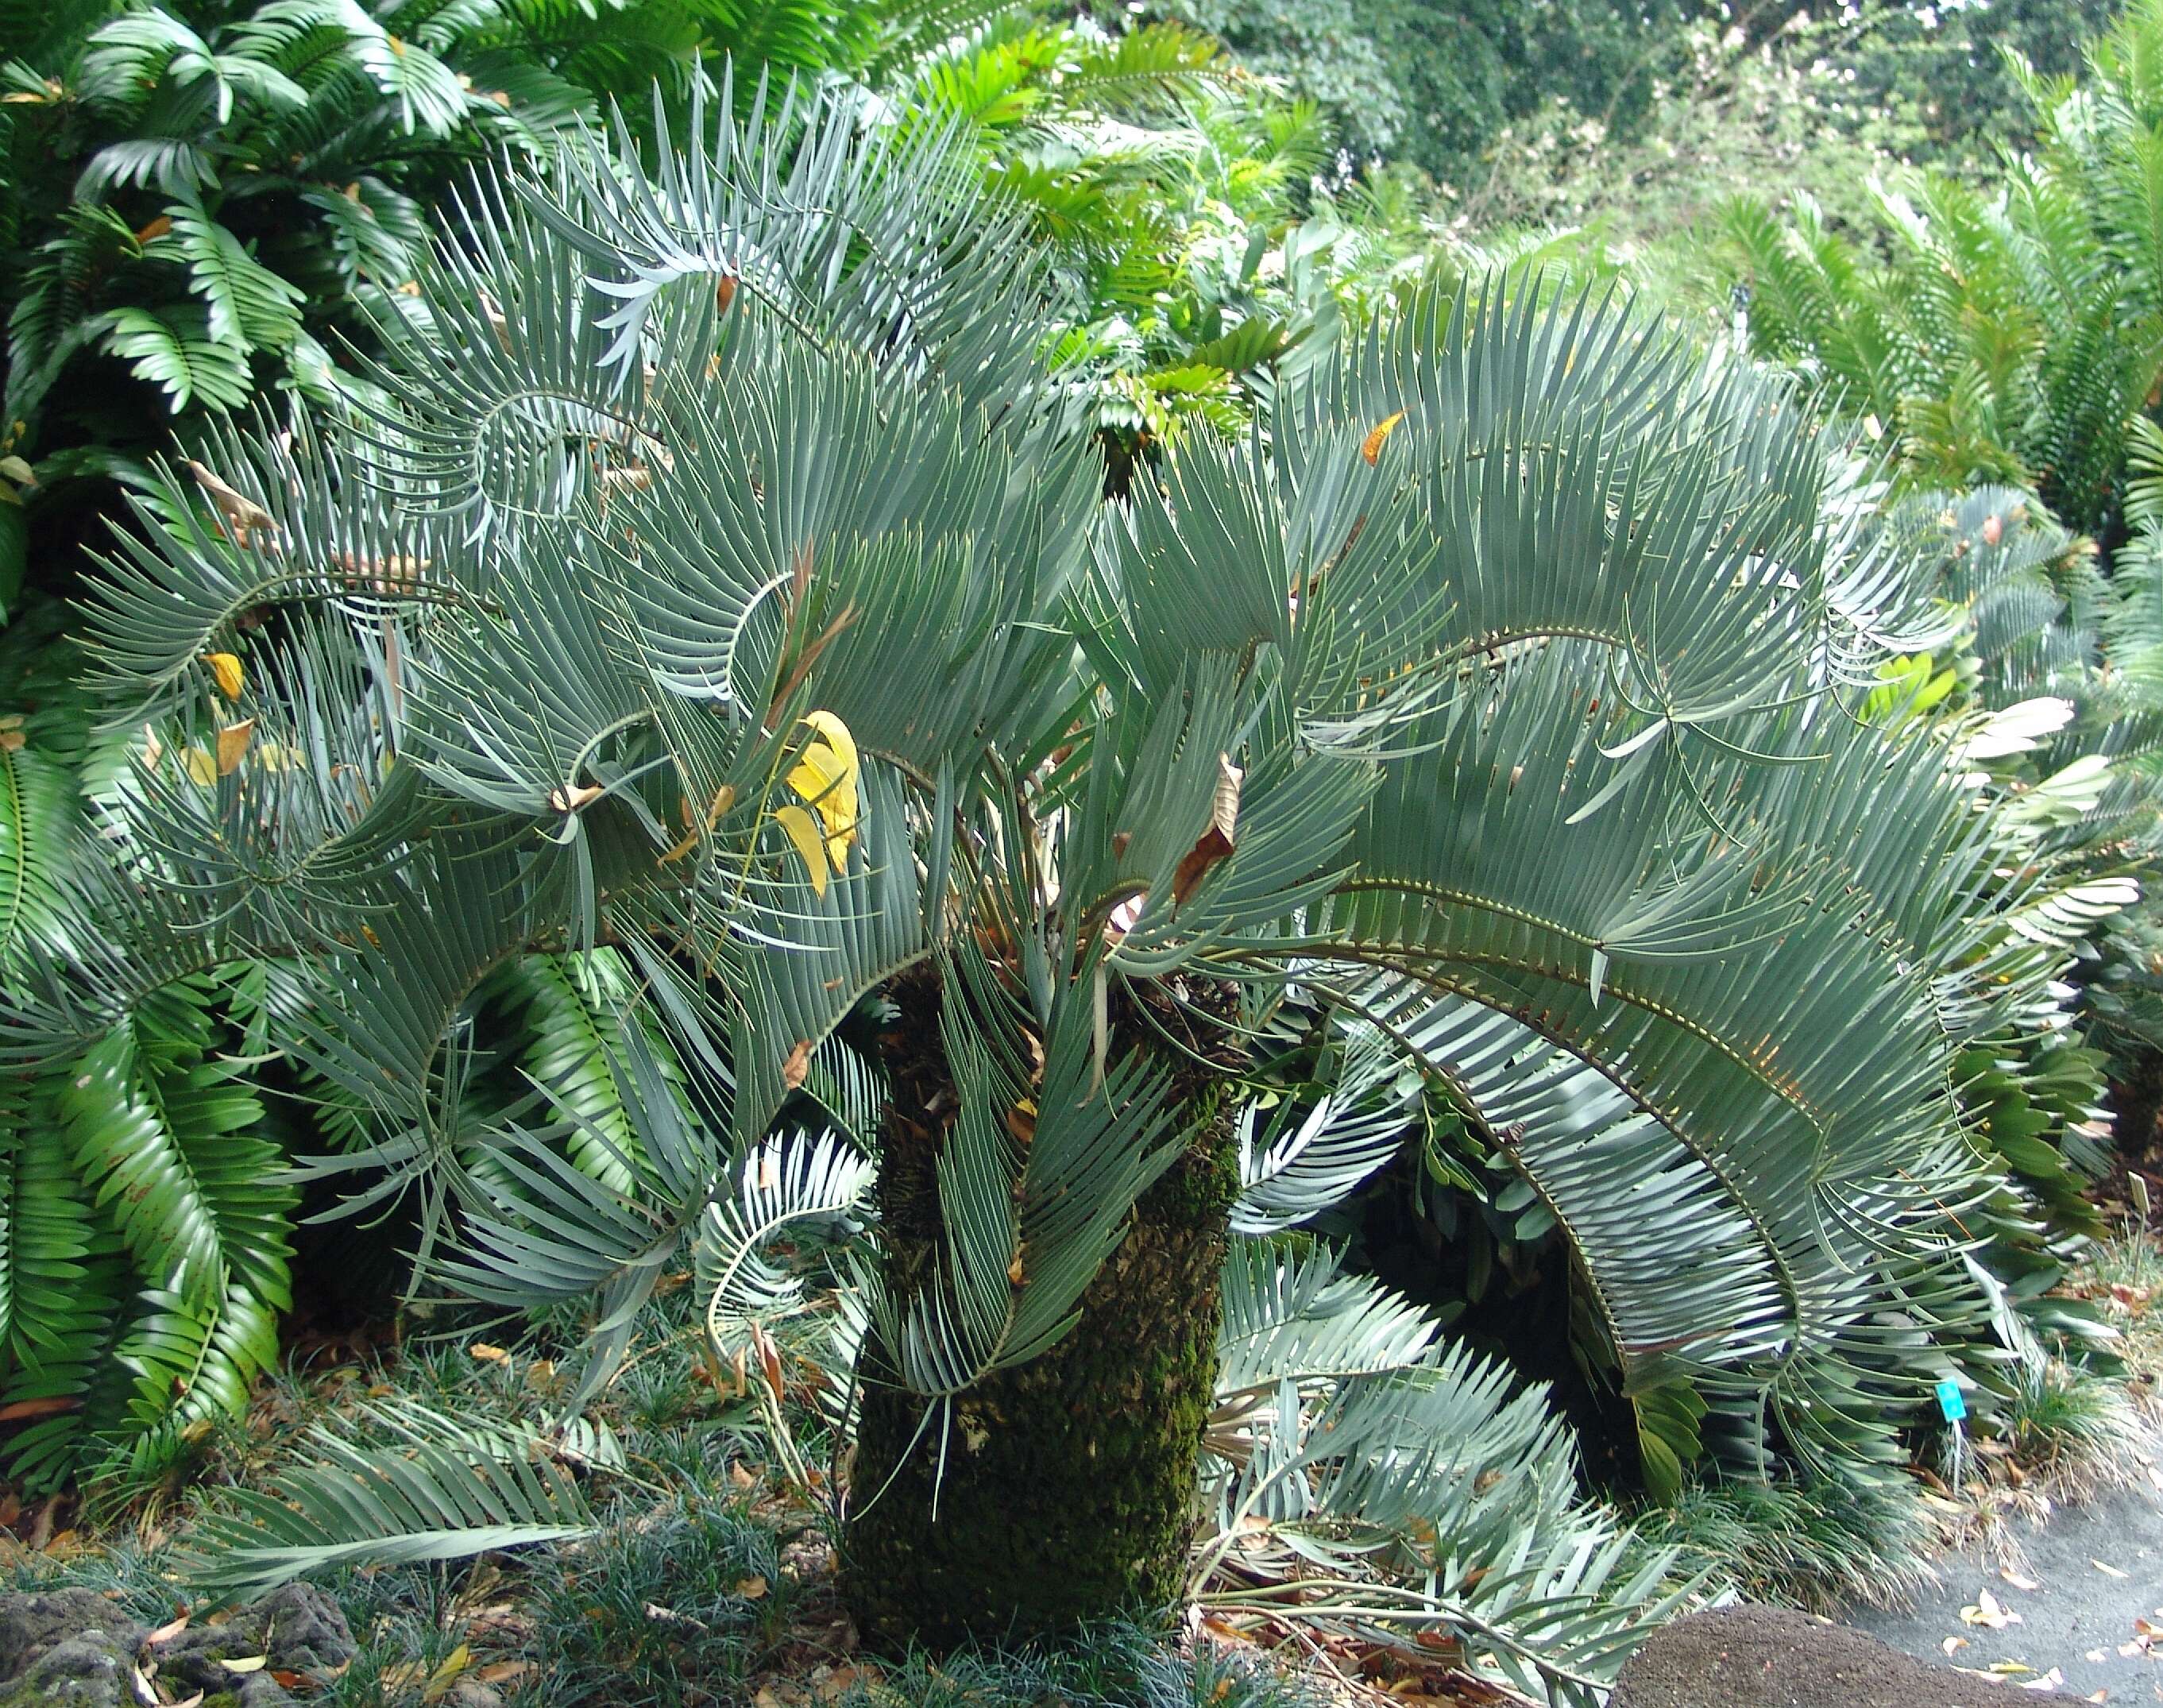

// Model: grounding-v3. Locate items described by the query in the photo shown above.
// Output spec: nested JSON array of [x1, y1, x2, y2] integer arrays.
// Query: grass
[[823, 1623, 1334, 1708], [1636, 1474, 1940, 1613], [11, 1231, 2161, 1701], [0, 1275, 1336, 1708]]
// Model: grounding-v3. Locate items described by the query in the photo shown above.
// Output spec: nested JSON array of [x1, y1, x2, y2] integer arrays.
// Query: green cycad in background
[[1716, 0, 2163, 537], [0, 0, 1015, 609], [1, 57, 2137, 1691]]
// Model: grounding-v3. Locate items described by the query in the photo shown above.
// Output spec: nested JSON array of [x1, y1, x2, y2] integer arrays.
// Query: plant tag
[[1935, 1378, 1966, 1422]]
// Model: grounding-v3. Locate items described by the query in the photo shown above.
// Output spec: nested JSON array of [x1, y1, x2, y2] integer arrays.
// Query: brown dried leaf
[[782, 1039, 813, 1090], [1170, 754, 1242, 906], [185, 463, 275, 537], [0, 1396, 79, 1422]]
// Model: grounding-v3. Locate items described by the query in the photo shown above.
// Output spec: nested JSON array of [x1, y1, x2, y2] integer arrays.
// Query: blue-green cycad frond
[[533, 64, 1060, 413], [87, 412, 475, 719], [1202, 1244, 1692, 1706], [179, 1398, 600, 1604]]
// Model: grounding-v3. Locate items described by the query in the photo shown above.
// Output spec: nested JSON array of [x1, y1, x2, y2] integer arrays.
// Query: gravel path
[[1852, 1489, 2163, 1702]]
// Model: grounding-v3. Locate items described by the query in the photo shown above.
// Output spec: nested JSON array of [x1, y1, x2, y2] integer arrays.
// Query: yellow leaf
[[736, 1574, 768, 1601], [799, 709, 857, 777], [773, 804, 830, 896], [204, 652, 245, 701], [221, 1656, 269, 1674], [470, 1343, 511, 1365], [786, 712, 862, 864], [0, 728, 21, 753], [422, 1644, 471, 1703], [1361, 410, 1407, 466], [183, 747, 218, 786], [216, 719, 255, 776]]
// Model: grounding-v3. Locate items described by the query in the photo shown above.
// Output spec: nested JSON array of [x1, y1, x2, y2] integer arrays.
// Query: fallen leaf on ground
[[1943, 1636, 1968, 1656], [221, 1656, 268, 1673], [2095, 1559, 2129, 1578], [735, 1575, 768, 1600], [2001, 1568, 2041, 1591], [469, 1343, 510, 1366], [1962, 1589, 2022, 1629]]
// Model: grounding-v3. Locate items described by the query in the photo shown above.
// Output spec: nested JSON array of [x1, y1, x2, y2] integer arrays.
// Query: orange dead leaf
[[0, 1396, 79, 1422], [1361, 409, 1407, 465], [215, 719, 255, 775], [469, 1343, 512, 1366], [782, 1039, 813, 1090], [550, 781, 604, 813], [203, 651, 246, 701]]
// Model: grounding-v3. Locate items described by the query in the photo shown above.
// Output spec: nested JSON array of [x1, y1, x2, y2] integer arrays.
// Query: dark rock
[[0, 1588, 145, 1677], [157, 1581, 354, 1694], [156, 1582, 354, 1700], [10, 1634, 136, 1706], [252, 1582, 355, 1674], [0, 1577, 355, 1708], [1614, 1606, 2088, 1707]]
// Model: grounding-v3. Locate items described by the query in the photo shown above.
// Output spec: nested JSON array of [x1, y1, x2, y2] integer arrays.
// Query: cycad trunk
[[842, 972, 1238, 1649]]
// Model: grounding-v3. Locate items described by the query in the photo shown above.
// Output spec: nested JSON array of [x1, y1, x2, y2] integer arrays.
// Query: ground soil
[[1612, 1606, 2089, 1707], [1853, 1486, 2163, 1702]]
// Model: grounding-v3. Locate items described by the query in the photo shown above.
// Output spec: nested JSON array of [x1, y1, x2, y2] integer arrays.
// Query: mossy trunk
[[841, 972, 1238, 1651]]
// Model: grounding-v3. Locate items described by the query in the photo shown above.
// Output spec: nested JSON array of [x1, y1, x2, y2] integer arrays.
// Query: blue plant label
[[1935, 1378, 1966, 1422]]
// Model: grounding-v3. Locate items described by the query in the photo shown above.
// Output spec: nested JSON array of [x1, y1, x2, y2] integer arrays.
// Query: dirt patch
[[1613, 1606, 2088, 1706]]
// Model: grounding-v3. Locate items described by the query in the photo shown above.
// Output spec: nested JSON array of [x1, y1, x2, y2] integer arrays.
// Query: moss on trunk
[[841, 970, 1238, 1651]]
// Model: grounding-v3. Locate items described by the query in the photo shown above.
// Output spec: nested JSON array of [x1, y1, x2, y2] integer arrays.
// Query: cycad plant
[[8, 68, 2115, 1652], [1715, 0, 2163, 538], [0, 0, 1008, 606]]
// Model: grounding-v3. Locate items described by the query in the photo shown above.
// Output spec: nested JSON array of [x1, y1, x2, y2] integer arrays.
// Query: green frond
[[0, 1080, 127, 1494], [0, 728, 79, 966], [180, 1400, 598, 1602], [698, 1126, 875, 1358], [61, 1009, 293, 1308]]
